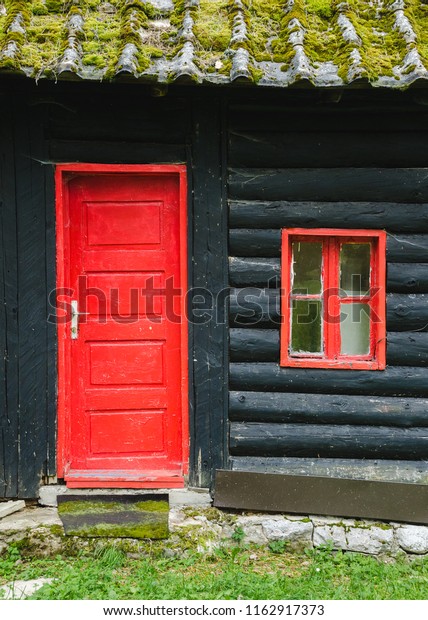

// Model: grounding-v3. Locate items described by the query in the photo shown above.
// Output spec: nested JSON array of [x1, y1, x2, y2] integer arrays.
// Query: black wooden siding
[[0, 81, 228, 497], [0, 93, 56, 498], [227, 93, 428, 466]]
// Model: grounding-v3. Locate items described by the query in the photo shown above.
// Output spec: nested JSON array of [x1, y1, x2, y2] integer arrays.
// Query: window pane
[[292, 242, 322, 295], [340, 243, 371, 296], [291, 300, 322, 354], [340, 303, 370, 355]]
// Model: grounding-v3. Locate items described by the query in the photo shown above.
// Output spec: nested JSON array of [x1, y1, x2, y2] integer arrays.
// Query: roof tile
[[0, 0, 427, 87]]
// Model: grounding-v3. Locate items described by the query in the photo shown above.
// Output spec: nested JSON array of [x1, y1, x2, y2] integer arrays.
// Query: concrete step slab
[[0, 500, 26, 520], [0, 507, 62, 532]]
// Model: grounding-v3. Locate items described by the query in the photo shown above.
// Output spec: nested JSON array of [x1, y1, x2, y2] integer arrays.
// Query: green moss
[[49, 524, 65, 536], [59, 501, 124, 515], [171, 524, 217, 550], [4, 0, 32, 30], [32, 1, 49, 15], [249, 64, 263, 81], [18, 10, 64, 73], [245, 0, 283, 62], [351, 521, 393, 531], [306, 0, 333, 20], [82, 52, 105, 66], [170, 0, 189, 29], [193, 0, 231, 52], [64, 521, 168, 539], [404, 0, 428, 67], [102, 0, 156, 75], [45, 0, 64, 13], [333, 2, 403, 82], [134, 500, 169, 512], [83, 10, 121, 67], [59, 499, 169, 515]]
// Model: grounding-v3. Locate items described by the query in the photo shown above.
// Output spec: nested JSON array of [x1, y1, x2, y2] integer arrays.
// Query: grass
[[0, 542, 427, 600]]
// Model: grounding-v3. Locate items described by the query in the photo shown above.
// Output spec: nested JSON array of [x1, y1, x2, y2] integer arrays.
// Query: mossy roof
[[1, 0, 428, 88]]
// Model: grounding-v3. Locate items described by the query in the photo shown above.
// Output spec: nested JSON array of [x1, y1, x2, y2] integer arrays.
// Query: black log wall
[[2, 84, 428, 497], [227, 92, 428, 468]]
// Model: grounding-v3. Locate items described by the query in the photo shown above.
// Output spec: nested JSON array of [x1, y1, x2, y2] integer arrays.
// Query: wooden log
[[387, 294, 428, 331], [229, 257, 280, 287], [387, 264, 428, 293], [229, 131, 428, 168], [228, 168, 428, 203], [230, 257, 428, 292], [229, 456, 428, 484], [229, 106, 428, 134], [229, 289, 428, 331], [229, 201, 428, 233], [229, 230, 428, 262], [229, 363, 428, 396], [229, 390, 428, 426], [387, 235, 428, 263], [230, 328, 428, 367], [229, 229, 281, 257], [229, 422, 428, 459], [387, 332, 428, 367], [230, 328, 279, 362], [229, 288, 280, 328]]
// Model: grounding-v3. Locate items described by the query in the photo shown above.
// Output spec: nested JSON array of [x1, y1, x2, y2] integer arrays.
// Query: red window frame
[[280, 228, 386, 370]]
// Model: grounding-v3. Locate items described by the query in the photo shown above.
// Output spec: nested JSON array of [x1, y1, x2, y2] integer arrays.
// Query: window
[[280, 229, 386, 370]]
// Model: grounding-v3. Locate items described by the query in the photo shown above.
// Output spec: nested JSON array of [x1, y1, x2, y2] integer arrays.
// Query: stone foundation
[[169, 508, 428, 556], [1, 503, 427, 557]]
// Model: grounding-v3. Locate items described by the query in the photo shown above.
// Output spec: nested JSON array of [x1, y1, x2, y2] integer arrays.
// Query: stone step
[[39, 485, 211, 508]]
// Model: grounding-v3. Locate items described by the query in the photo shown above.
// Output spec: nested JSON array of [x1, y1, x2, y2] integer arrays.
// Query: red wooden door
[[56, 166, 188, 488]]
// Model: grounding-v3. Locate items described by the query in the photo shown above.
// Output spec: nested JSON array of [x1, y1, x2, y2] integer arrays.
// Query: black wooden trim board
[[214, 470, 428, 525]]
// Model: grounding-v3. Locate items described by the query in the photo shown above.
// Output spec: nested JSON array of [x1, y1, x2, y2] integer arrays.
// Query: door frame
[[55, 163, 189, 484]]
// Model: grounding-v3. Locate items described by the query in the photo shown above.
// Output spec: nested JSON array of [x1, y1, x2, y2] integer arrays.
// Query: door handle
[[71, 300, 88, 340]]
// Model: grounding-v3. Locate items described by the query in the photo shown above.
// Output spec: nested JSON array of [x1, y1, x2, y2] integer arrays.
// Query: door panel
[[57, 167, 187, 487]]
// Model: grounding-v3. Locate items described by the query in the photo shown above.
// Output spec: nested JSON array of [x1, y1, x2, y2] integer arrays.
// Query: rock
[[396, 525, 428, 554], [236, 516, 267, 545], [0, 501, 25, 520], [314, 523, 394, 554], [313, 524, 347, 549], [345, 527, 394, 555], [262, 518, 313, 546], [237, 524, 266, 545], [0, 578, 54, 600]]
